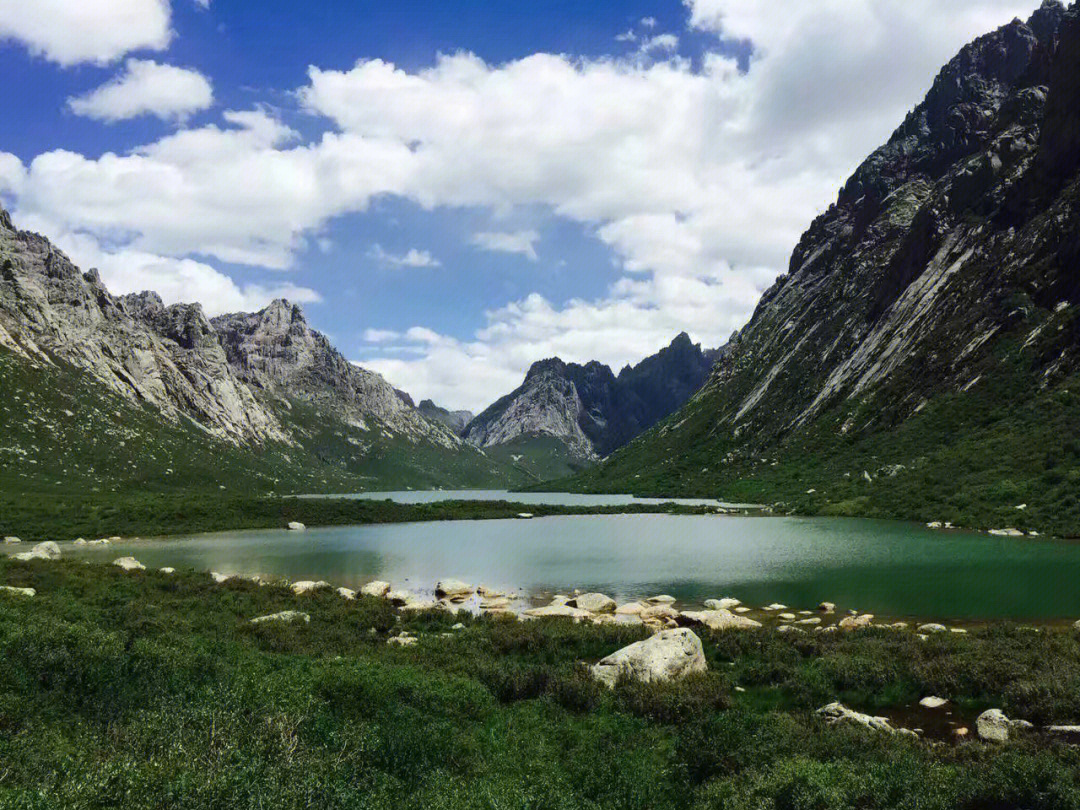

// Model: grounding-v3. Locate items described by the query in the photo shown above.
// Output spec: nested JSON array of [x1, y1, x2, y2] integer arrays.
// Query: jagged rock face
[[211, 301, 460, 447], [465, 333, 716, 459], [417, 400, 473, 435], [0, 218, 283, 444], [586, 2, 1080, 491]]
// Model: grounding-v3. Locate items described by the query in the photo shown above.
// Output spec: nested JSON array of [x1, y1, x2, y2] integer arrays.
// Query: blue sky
[[0, 0, 1042, 410]]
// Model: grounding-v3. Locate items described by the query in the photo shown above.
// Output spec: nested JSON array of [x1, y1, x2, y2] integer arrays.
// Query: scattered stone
[[480, 596, 512, 611], [918, 623, 948, 634], [386, 589, 412, 606], [291, 580, 330, 595], [251, 611, 309, 625], [615, 601, 647, 615], [0, 586, 35, 597], [2, 536, 20, 544], [517, 513, 534, 519], [550, 594, 571, 606], [763, 603, 787, 611], [88, 539, 110, 546], [796, 617, 823, 626], [211, 572, 232, 584], [778, 612, 797, 621], [704, 598, 742, 610], [435, 579, 475, 602], [1047, 725, 1080, 735], [523, 604, 593, 620], [678, 609, 762, 631], [838, 614, 874, 630], [399, 599, 444, 612], [977, 709, 1032, 743], [451, 623, 466, 631], [160, 567, 175, 574], [640, 604, 680, 621], [777, 625, 803, 634], [113, 557, 145, 571], [388, 635, 417, 647], [818, 602, 836, 613], [817, 703, 917, 737], [590, 628, 707, 689], [647, 595, 677, 605], [337, 587, 357, 600], [571, 593, 617, 613], [734, 606, 752, 614], [477, 585, 506, 598], [954, 727, 969, 739], [926, 521, 943, 529], [72, 538, 87, 546], [13, 541, 61, 562], [920, 696, 948, 709], [286, 522, 306, 531], [360, 580, 391, 598], [988, 528, 1024, 537]]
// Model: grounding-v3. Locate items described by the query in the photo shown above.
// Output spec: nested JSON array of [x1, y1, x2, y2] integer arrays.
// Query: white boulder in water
[[291, 580, 330, 596], [435, 579, 475, 602], [360, 580, 391, 598], [287, 522, 306, 531], [113, 557, 146, 571], [13, 541, 61, 562], [571, 593, 617, 614]]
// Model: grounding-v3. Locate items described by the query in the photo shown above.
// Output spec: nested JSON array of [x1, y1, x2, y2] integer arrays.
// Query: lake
[[294, 489, 758, 508], [66, 513, 1080, 622]]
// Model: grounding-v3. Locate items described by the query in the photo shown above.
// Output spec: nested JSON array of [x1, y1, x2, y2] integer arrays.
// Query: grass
[[2, 557, 1080, 807], [0, 491, 727, 543]]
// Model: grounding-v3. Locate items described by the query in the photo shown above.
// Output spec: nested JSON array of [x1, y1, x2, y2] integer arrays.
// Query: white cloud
[[640, 34, 679, 54], [0, 0, 1046, 407], [368, 243, 441, 268], [641, 17, 658, 28], [67, 59, 214, 122], [470, 230, 540, 261], [0, 0, 171, 66], [363, 328, 401, 343]]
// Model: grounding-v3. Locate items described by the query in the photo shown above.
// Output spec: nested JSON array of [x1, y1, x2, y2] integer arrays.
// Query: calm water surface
[[296, 489, 757, 508], [66, 514, 1080, 621]]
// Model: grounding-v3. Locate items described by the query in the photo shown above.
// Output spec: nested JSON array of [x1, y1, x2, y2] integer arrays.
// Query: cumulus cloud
[[0, 0, 171, 66], [67, 59, 214, 122], [0, 0, 1045, 406], [470, 230, 540, 261], [368, 244, 441, 268]]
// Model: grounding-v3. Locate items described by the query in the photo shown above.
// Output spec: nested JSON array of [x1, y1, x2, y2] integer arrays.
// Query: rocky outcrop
[[465, 332, 717, 461], [590, 628, 707, 688], [417, 400, 473, 434]]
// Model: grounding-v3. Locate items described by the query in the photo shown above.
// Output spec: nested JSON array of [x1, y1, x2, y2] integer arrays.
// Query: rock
[[286, 522, 306, 531], [435, 579, 475, 602], [13, 541, 62, 562], [523, 604, 593, 620], [477, 585, 506, 598], [1047, 725, 1080, 735], [337, 587, 357, 600], [451, 623, 466, 631], [988, 528, 1025, 537], [570, 593, 616, 613], [704, 598, 742, 610], [818, 602, 836, 613], [953, 727, 969, 739], [113, 557, 145, 571], [763, 603, 787, 611], [640, 604, 680, 621], [777, 625, 802, 634], [778, 612, 797, 621], [360, 580, 391, 598], [615, 601, 647, 615], [386, 589, 412, 605], [480, 596, 512, 611], [160, 567, 175, 574], [796, 617, 822, 626], [211, 572, 232, 584], [251, 611, 310, 625], [291, 580, 330, 595], [517, 513, 534, 519], [927, 521, 943, 529], [838, 614, 874, 630], [590, 628, 707, 688], [679, 609, 762, 631], [0, 586, 35, 597], [734, 606, 752, 614], [88, 539, 110, 546], [817, 703, 916, 736], [549, 594, 571, 606], [72, 538, 87, 546], [977, 709, 1032, 742], [920, 696, 948, 709], [918, 623, 948, 634], [399, 599, 444, 612], [2, 536, 20, 544], [388, 635, 417, 646], [647, 595, 677, 605]]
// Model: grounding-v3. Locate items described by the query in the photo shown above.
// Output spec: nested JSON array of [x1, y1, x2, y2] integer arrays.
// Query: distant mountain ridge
[[0, 208, 519, 493], [464, 332, 718, 468]]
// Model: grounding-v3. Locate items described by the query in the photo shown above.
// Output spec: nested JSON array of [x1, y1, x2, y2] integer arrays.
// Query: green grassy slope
[[2, 557, 1080, 807], [565, 314, 1080, 537], [0, 348, 525, 498]]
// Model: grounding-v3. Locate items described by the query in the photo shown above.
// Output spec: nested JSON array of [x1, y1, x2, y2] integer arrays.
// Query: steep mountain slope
[[0, 208, 521, 494], [417, 400, 473, 434], [464, 333, 717, 477], [571, 2, 1080, 535]]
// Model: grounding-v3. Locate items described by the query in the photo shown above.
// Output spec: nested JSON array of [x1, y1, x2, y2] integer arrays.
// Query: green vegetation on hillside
[[566, 315, 1080, 537], [2, 558, 1080, 808]]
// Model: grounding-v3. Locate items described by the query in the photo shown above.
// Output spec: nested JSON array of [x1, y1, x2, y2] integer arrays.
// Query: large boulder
[[291, 580, 331, 596], [0, 586, 35, 597], [704, 598, 742, 610], [337, 587, 357, 600], [976, 709, 1032, 743], [616, 601, 647, 616], [3, 536, 21, 544], [571, 593, 616, 614], [435, 579, 475, 602], [679, 609, 762, 631], [591, 628, 707, 688], [817, 703, 917, 737], [13, 541, 61, 562], [287, 522, 306, 531], [113, 557, 146, 571], [838, 614, 874, 630], [251, 611, 310, 625], [360, 580, 391, 598]]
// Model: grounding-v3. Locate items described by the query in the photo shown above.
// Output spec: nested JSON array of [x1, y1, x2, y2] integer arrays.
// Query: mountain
[[417, 400, 473, 434], [463, 333, 717, 479], [0, 208, 522, 495], [570, 1, 1080, 535]]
